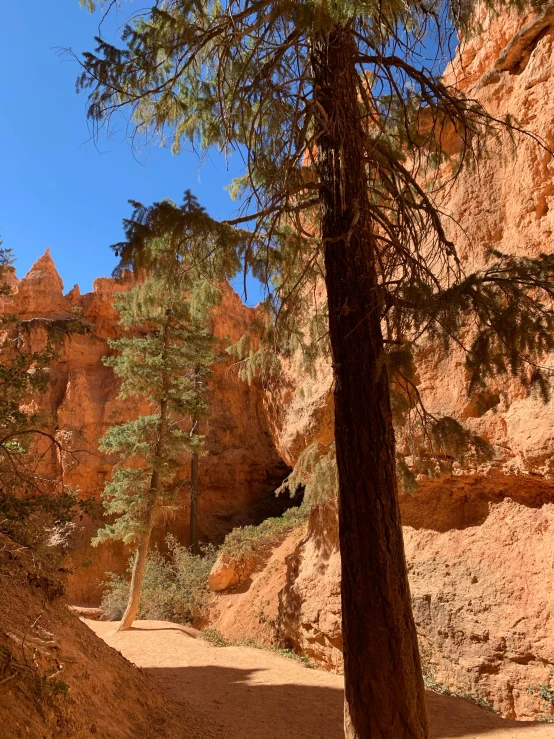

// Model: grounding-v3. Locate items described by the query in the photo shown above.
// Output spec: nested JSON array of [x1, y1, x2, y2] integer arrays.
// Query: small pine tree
[[94, 270, 218, 631]]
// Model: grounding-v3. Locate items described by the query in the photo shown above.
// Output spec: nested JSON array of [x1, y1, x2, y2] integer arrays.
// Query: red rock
[[5, 252, 288, 603]]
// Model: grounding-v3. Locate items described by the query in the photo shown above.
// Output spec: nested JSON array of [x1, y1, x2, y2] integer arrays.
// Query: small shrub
[[45, 679, 71, 697], [203, 629, 229, 647], [220, 504, 308, 562], [101, 535, 217, 625], [540, 682, 554, 705], [420, 643, 496, 713]]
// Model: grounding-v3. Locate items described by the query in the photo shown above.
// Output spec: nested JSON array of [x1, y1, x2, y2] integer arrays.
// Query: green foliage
[[44, 679, 71, 697], [94, 253, 219, 546], [396, 453, 418, 495], [408, 250, 554, 399], [101, 501, 308, 625], [526, 681, 554, 721], [203, 628, 228, 646], [101, 535, 217, 623], [540, 683, 554, 705], [110, 191, 245, 283], [203, 628, 316, 667], [421, 648, 497, 713], [281, 417, 491, 497], [219, 504, 308, 562], [396, 413, 493, 488], [276, 443, 337, 505]]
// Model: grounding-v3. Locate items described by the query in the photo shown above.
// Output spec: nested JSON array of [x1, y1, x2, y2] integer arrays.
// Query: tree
[[95, 263, 218, 631], [77, 2, 554, 735]]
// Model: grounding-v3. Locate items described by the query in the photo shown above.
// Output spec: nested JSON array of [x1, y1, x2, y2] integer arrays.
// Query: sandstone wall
[[258, 7, 554, 718], [209, 476, 554, 720], [264, 7, 554, 475], [4, 250, 289, 602], [416, 5, 554, 472]]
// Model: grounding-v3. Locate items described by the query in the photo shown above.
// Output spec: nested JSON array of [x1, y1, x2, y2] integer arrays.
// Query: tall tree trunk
[[311, 27, 429, 739], [189, 445, 199, 555], [189, 369, 201, 555], [116, 309, 172, 632], [116, 498, 155, 631]]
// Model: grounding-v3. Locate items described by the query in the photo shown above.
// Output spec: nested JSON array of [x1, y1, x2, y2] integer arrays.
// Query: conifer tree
[[95, 265, 218, 631], [77, 2, 554, 735]]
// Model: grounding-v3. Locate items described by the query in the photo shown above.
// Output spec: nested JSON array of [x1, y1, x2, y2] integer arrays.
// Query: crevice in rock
[[495, 4, 554, 73]]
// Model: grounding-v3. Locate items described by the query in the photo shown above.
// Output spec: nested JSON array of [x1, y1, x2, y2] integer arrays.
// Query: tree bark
[[189, 369, 201, 556], [116, 499, 155, 631], [189, 446, 199, 555], [311, 26, 429, 738]]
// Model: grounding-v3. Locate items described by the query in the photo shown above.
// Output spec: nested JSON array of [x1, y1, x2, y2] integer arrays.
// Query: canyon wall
[[210, 473, 554, 720], [254, 5, 554, 720], [277, 477, 554, 721], [265, 6, 554, 474], [2, 250, 288, 602]]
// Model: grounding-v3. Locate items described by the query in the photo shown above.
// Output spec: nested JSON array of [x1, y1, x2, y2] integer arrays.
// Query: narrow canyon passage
[[87, 620, 553, 739]]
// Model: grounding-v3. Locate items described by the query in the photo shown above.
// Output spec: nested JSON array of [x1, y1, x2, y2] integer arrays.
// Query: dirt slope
[[0, 535, 226, 739], [90, 620, 554, 739]]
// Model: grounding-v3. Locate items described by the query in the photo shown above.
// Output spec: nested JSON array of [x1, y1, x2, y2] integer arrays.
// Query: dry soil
[[88, 620, 554, 739]]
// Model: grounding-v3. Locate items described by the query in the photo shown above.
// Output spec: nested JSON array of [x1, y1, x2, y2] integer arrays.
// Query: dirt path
[[87, 620, 554, 739]]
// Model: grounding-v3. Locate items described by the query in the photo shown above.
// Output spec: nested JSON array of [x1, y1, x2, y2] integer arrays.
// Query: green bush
[[101, 535, 216, 624], [219, 504, 308, 562], [101, 505, 309, 624], [203, 629, 316, 668]]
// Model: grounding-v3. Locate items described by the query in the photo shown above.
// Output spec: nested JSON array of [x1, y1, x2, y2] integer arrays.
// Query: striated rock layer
[[3, 251, 288, 602]]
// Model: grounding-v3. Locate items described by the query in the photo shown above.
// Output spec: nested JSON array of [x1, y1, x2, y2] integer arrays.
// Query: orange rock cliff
[[211, 7, 554, 722], [1, 250, 289, 602]]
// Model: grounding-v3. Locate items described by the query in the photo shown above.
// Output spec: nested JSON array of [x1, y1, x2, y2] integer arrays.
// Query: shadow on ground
[[148, 664, 543, 739]]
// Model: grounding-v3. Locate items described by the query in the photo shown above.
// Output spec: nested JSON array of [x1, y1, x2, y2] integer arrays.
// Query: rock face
[[417, 5, 554, 472], [3, 252, 288, 602], [278, 502, 342, 671], [208, 476, 554, 720], [406, 494, 554, 721], [208, 552, 256, 592], [264, 6, 554, 475], [0, 531, 209, 739]]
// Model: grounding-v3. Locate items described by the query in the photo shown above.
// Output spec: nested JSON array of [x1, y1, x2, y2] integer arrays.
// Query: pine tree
[[77, 2, 554, 735], [95, 265, 218, 631]]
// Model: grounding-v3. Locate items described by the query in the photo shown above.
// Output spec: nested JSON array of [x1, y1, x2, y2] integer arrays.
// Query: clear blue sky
[[0, 2, 263, 303]]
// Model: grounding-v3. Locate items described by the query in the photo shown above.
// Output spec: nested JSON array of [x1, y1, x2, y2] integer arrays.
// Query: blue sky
[[0, 2, 263, 303]]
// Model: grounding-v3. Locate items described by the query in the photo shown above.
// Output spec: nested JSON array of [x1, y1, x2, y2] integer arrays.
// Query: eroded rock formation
[[209, 476, 554, 720], [3, 251, 288, 602], [208, 6, 554, 721]]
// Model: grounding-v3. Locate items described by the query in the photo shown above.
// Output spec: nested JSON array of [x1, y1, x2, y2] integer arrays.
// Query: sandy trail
[[87, 620, 554, 739]]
